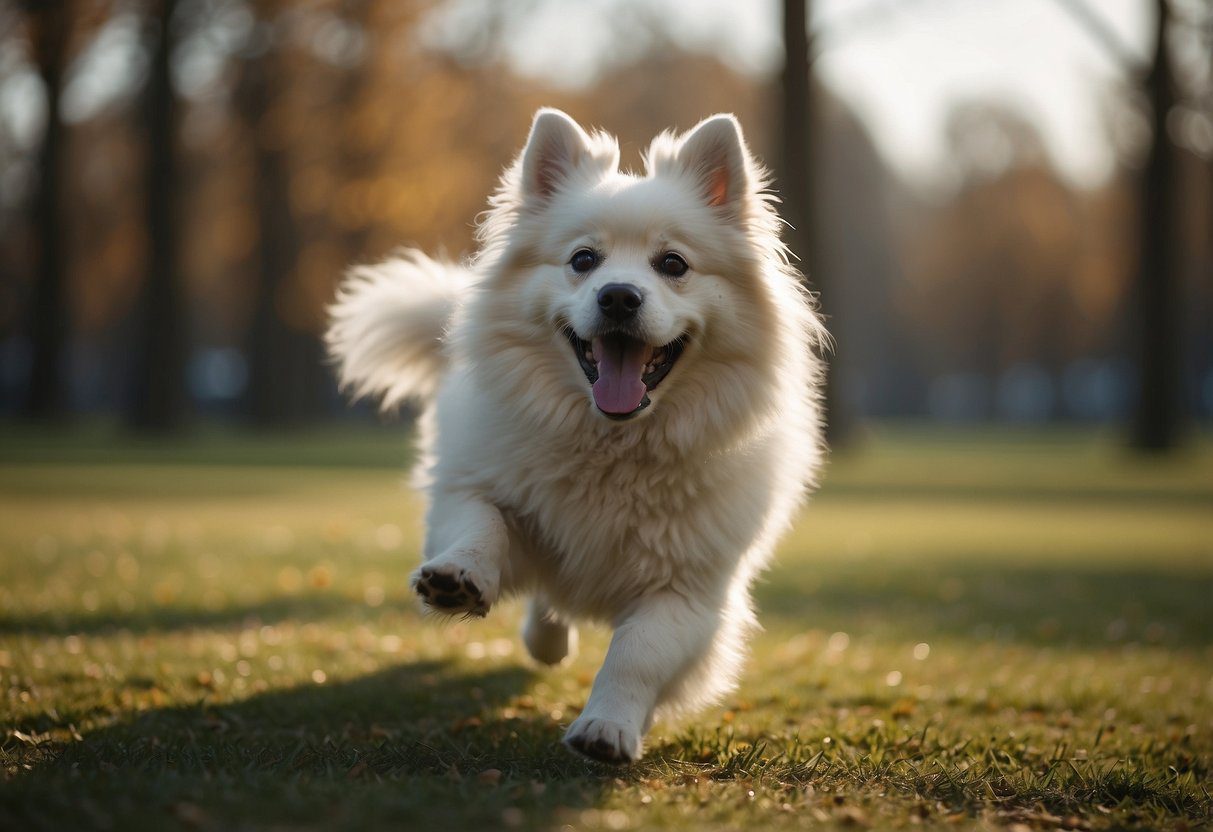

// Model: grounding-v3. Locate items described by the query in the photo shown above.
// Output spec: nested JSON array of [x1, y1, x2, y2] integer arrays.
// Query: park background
[[1, 1, 1211, 830]]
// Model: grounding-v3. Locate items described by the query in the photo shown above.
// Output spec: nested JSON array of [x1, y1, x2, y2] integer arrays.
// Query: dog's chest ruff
[[491, 430, 758, 614]]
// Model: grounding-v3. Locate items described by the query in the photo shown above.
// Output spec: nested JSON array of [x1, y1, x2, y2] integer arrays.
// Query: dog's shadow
[[4, 659, 617, 829]]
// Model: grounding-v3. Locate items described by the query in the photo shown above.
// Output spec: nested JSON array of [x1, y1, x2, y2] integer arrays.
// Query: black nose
[[597, 283, 643, 322]]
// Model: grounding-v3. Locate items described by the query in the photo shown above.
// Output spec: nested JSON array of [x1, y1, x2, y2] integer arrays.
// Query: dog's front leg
[[564, 591, 720, 764], [412, 490, 507, 617]]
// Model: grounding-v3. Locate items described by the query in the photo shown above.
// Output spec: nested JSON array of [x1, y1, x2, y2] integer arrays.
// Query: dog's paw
[[522, 606, 577, 666], [412, 561, 495, 617], [563, 716, 642, 765]]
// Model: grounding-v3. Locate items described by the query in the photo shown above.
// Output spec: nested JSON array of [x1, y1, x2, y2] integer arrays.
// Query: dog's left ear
[[674, 114, 752, 213]]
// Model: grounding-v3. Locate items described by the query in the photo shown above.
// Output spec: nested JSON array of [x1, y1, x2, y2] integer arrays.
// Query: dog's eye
[[656, 252, 689, 278], [569, 249, 599, 273]]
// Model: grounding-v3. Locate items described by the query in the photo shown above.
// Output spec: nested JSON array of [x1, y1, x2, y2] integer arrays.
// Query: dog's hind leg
[[522, 596, 578, 665], [412, 491, 507, 617]]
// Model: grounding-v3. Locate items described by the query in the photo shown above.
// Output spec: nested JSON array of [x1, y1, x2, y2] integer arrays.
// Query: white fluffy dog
[[326, 109, 826, 764]]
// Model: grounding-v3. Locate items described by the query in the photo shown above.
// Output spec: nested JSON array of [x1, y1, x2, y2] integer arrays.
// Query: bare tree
[[1130, 0, 1182, 451], [1055, 0, 1186, 449], [781, 0, 845, 442], [21, 1, 72, 421], [127, 0, 189, 431], [335, 0, 375, 262], [236, 6, 325, 426]]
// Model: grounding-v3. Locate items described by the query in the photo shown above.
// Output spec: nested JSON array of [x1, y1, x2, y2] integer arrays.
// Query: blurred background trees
[[127, 0, 187, 431], [1, 0, 1210, 446], [18, 0, 79, 422]]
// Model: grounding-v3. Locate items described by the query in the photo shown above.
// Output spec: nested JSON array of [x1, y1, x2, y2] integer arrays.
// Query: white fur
[[327, 109, 826, 764], [326, 251, 473, 409]]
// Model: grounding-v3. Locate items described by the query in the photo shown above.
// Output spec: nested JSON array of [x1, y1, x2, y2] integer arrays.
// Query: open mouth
[[564, 328, 685, 420]]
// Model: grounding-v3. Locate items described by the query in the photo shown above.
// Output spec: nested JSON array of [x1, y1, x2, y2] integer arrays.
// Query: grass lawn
[[1, 424, 1210, 830]]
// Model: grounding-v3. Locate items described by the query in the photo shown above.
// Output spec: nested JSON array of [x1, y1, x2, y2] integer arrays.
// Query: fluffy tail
[[326, 250, 472, 410]]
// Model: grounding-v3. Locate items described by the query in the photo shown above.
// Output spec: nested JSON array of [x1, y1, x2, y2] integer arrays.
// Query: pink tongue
[[592, 337, 652, 414]]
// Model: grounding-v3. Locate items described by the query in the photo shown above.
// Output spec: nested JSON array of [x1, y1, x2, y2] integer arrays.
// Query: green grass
[[1, 424, 1210, 830]]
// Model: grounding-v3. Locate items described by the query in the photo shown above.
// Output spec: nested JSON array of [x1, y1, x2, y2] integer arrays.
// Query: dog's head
[[469, 109, 820, 439]]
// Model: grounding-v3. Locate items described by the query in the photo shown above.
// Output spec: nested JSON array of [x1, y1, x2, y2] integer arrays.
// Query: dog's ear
[[674, 114, 751, 213], [520, 109, 594, 203]]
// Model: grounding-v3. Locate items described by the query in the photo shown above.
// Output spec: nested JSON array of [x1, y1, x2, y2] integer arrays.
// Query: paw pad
[[413, 565, 489, 616]]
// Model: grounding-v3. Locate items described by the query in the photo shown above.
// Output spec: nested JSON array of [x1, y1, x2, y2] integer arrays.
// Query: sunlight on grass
[[1, 427, 1210, 830]]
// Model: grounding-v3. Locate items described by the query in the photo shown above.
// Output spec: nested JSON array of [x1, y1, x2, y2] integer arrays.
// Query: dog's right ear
[[519, 109, 594, 203]]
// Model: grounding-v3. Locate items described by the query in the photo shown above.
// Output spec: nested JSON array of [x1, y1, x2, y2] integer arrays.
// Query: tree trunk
[[127, 0, 188, 431], [780, 0, 844, 442], [22, 2, 71, 421], [1130, 0, 1181, 451], [238, 20, 324, 427], [337, 0, 375, 262]]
